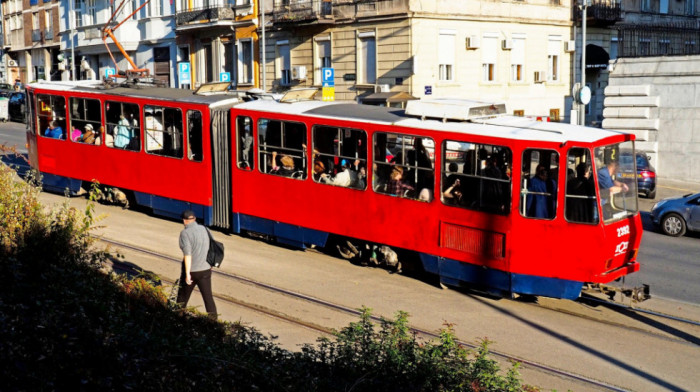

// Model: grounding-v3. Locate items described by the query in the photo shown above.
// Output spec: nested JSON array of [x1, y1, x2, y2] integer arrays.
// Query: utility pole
[[260, 0, 266, 91], [580, 0, 587, 126]]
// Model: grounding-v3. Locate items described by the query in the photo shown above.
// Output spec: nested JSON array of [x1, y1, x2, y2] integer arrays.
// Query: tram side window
[[105, 101, 140, 151], [440, 141, 512, 213], [144, 105, 183, 158], [69, 97, 101, 144], [312, 125, 367, 190], [257, 119, 307, 180], [236, 116, 254, 171], [37, 94, 67, 140], [187, 110, 203, 162], [521, 149, 559, 219], [373, 132, 435, 201], [565, 148, 598, 224]]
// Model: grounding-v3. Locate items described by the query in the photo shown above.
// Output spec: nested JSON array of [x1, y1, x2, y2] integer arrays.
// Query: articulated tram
[[25, 81, 643, 300]]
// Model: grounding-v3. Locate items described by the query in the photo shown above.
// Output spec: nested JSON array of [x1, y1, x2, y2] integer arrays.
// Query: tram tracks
[[97, 236, 662, 392]]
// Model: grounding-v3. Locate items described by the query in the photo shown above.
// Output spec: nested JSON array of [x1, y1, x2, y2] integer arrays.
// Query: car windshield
[[594, 141, 638, 223]]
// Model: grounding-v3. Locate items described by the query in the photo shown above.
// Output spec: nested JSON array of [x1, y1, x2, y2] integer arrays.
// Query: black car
[[621, 151, 656, 199], [8, 91, 25, 122]]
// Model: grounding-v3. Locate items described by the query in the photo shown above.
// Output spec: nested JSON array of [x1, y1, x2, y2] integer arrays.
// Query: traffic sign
[[322, 67, 334, 87], [425, 85, 432, 95], [178, 62, 191, 86], [220, 72, 231, 82], [322, 86, 335, 101]]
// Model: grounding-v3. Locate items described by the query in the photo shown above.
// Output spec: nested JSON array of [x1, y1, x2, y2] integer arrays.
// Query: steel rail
[[98, 236, 632, 391]]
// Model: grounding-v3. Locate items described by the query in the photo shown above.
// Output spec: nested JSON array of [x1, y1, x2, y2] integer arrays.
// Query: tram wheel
[[661, 213, 686, 237], [337, 240, 359, 260]]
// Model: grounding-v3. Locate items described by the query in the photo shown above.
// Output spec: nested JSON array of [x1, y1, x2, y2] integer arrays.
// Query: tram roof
[[235, 99, 628, 144], [27, 81, 240, 108]]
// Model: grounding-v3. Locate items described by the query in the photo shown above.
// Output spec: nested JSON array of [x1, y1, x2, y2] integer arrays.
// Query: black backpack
[[205, 227, 224, 268]]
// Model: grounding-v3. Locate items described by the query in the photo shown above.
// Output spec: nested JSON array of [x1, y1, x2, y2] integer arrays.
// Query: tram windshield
[[594, 141, 638, 223]]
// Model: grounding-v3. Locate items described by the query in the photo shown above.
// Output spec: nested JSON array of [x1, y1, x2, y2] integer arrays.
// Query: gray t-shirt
[[179, 221, 211, 272]]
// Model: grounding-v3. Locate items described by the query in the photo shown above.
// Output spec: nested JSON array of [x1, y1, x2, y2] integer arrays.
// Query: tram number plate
[[615, 241, 629, 257], [616, 225, 630, 237]]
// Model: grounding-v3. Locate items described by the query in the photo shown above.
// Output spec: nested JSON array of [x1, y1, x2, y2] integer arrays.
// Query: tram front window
[[594, 141, 638, 223]]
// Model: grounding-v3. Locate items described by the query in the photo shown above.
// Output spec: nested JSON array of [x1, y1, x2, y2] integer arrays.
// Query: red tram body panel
[[25, 81, 643, 300]]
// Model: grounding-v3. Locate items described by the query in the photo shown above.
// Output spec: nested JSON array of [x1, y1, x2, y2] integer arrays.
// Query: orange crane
[[102, 0, 151, 83]]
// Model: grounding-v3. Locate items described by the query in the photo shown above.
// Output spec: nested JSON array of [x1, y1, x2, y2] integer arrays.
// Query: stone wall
[[603, 56, 700, 183]]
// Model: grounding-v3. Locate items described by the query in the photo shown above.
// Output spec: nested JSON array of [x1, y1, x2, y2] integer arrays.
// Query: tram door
[[211, 109, 232, 229]]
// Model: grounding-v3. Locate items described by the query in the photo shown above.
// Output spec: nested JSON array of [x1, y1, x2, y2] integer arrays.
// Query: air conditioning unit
[[291, 65, 307, 80], [565, 40, 576, 53], [534, 71, 547, 83], [7, 60, 17, 67], [466, 35, 480, 50], [502, 39, 513, 50], [375, 84, 390, 93]]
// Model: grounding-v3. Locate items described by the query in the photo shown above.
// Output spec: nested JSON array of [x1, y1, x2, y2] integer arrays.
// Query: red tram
[[25, 81, 643, 300]]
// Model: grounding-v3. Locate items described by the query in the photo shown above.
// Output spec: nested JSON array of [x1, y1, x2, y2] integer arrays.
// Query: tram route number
[[616, 225, 630, 237], [614, 241, 629, 257]]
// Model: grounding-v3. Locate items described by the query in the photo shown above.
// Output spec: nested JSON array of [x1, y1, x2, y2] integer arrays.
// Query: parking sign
[[178, 62, 191, 86], [105, 68, 116, 79], [322, 67, 334, 87], [220, 72, 231, 82]]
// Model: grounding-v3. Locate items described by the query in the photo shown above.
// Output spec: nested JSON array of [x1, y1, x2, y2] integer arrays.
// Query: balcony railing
[[31, 29, 42, 42], [574, 0, 622, 26], [176, 2, 236, 26], [273, 0, 334, 24], [617, 23, 700, 57]]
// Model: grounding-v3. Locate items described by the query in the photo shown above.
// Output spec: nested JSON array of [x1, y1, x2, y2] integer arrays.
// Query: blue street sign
[[220, 72, 231, 82], [105, 68, 115, 79], [322, 67, 334, 87], [178, 62, 191, 85], [425, 85, 432, 95]]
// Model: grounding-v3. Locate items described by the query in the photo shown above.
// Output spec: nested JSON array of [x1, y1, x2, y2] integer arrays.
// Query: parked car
[[620, 151, 656, 199], [650, 192, 700, 237], [8, 91, 25, 122]]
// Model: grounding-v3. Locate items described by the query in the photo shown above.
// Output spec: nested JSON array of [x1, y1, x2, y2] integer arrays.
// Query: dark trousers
[[176, 265, 218, 319]]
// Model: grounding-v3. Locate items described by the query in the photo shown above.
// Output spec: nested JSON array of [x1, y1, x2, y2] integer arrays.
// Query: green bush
[[0, 164, 531, 391]]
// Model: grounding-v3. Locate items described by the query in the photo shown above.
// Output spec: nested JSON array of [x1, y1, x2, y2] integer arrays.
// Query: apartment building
[[574, 0, 700, 126], [2, 0, 61, 84], [174, 0, 258, 88], [263, 0, 574, 120], [57, 0, 176, 86]]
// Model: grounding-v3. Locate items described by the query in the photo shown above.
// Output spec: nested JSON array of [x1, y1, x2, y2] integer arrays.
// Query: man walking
[[176, 210, 217, 319]]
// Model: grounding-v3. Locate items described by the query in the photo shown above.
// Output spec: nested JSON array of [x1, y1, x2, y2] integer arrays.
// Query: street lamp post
[[579, 0, 588, 126]]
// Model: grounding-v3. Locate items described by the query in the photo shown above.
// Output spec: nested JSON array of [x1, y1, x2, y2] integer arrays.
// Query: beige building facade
[[263, 0, 574, 120]]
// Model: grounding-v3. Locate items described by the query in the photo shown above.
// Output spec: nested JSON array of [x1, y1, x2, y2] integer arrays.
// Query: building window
[[144, 105, 183, 158], [314, 35, 331, 85], [438, 30, 455, 81], [73, 0, 83, 27], [659, 39, 671, 55], [482, 34, 498, 82], [312, 125, 367, 190], [276, 41, 291, 86], [548, 36, 561, 82], [358, 31, 376, 85], [660, 0, 669, 14], [686, 0, 695, 15], [511, 34, 525, 82], [513, 110, 524, 116], [147, 0, 161, 17], [639, 38, 651, 56], [86, 0, 96, 25], [641, 0, 651, 12], [238, 38, 254, 85]]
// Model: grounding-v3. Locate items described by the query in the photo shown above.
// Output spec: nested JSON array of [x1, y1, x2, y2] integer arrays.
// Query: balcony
[[273, 0, 334, 25], [574, 0, 622, 27], [617, 23, 700, 58], [31, 29, 42, 42], [176, 2, 236, 28]]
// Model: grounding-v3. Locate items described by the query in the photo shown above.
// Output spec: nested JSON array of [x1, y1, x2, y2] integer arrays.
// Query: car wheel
[[661, 213, 686, 237]]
